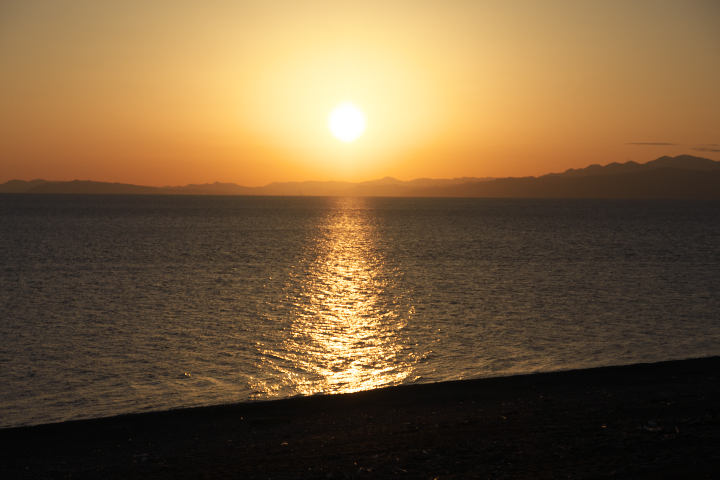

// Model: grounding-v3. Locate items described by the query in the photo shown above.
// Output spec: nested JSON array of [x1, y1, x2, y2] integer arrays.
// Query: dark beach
[[2, 357, 719, 480]]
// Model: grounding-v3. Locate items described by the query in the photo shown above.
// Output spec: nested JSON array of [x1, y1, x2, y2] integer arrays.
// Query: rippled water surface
[[1, 194, 719, 428]]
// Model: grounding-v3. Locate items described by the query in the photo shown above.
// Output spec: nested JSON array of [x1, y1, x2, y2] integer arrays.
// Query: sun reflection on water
[[254, 198, 417, 397]]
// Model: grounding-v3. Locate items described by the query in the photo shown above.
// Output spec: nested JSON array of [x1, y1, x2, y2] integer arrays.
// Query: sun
[[327, 102, 366, 143]]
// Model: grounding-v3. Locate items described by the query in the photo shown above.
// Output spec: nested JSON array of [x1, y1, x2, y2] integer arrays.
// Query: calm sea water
[[1, 194, 719, 428]]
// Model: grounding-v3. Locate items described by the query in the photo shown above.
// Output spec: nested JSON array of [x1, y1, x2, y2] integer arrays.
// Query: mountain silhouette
[[2, 155, 718, 199], [542, 155, 720, 178], [0, 176, 492, 197], [404, 168, 720, 199], [22, 180, 163, 195]]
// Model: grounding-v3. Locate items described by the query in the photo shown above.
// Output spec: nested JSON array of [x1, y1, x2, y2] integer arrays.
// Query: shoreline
[[2, 355, 717, 432], [2, 356, 719, 479]]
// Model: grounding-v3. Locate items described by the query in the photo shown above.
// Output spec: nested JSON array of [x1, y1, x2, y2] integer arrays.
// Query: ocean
[[1, 194, 719, 429]]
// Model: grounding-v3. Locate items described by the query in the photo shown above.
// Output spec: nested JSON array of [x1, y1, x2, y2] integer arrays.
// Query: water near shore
[[1, 194, 719, 428]]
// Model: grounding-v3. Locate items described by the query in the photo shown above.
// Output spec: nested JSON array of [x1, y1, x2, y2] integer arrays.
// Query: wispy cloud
[[626, 142, 678, 146], [692, 147, 720, 153]]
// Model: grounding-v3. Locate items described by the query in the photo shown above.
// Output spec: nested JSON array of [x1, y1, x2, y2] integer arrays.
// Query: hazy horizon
[[3, 153, 718, 189]]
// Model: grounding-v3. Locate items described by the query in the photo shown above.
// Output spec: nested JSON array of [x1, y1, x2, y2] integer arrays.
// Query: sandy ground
[[2, 356, 719, 480]]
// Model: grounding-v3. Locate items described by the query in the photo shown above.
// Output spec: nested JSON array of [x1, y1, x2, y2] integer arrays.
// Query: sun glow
[[328, 102, 366, 143]]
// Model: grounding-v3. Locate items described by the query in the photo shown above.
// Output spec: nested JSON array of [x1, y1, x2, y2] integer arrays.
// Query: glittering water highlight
[[255, 198, 418, 397]]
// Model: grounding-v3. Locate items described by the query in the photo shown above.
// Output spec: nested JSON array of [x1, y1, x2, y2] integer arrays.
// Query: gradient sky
[[1, 1, 719, 186]]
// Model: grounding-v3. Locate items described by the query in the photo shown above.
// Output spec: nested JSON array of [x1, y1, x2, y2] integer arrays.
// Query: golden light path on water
[[254, 198, 417, 397]]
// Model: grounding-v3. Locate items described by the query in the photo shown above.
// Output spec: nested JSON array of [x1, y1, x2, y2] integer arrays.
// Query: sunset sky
[[1, 1, 719, 186]]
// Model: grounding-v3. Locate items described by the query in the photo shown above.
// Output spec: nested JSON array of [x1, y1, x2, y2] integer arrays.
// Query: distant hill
[[542, 154, 720, 178], [0, 179, 261, 195], [254, 176, 494, 196], [403, 155, 720, 199], [1, 155, 718, 199], [161, 182, 260, 196], [0, 179, 62, 193], [0, 176, 493, 197], [405, 167, 720, 199], [24, 180, 165, 195]]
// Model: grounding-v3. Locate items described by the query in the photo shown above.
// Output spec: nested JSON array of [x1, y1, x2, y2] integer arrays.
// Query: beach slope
[[2, 357, 719, 479]]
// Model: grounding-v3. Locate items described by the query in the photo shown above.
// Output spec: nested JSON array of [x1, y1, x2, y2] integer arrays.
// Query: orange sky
[[1, 1, 719, 186]]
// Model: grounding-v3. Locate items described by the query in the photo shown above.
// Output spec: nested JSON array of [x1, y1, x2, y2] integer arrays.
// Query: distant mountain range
[[2, 155, 719, 199], [542, 154, 720, 178], [0, 175, 495, 197], [406, 155, 720, 199]]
